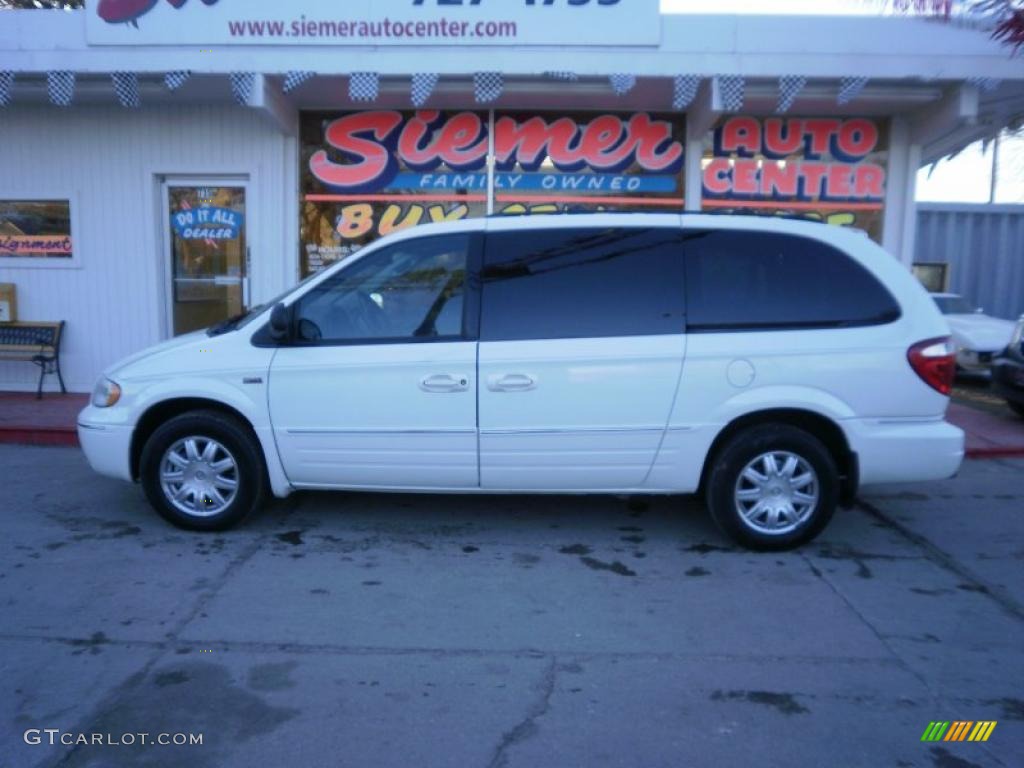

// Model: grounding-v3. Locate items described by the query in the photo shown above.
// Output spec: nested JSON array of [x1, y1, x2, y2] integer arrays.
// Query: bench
[[0, 321, 67, 399]]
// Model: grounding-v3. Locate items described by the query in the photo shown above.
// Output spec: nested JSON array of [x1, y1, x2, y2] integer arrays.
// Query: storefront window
[[700, 117, 888, 242], [0, 200, 73, 260], [299, 110, 687, 276], [491, 111, 685, 217], [301, 110, 488, 277]]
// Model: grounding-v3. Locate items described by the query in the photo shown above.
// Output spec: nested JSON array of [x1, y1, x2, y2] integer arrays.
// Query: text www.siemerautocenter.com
[[24, 729, 203, 747], [228, 17, 519, 41]]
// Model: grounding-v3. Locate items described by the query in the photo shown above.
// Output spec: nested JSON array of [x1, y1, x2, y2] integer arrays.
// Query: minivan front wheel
[[140, 410, 265, 531], [705, 424, 838, 551]]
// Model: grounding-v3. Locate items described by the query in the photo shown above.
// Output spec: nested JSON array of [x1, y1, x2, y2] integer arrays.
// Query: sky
[[661, 0, 1024, 203]]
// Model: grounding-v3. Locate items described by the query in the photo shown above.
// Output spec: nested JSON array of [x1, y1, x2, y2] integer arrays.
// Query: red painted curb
[[965, 447, 1024, 459], [0, 427, 79, 448]]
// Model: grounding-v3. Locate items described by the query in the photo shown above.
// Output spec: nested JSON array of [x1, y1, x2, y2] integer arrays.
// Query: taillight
[[907, 337, 956, 395]]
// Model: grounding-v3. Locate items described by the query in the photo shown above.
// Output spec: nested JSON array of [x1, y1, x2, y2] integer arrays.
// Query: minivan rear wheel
[[705, 424, 838, 551], [140, 410, 265, 531]]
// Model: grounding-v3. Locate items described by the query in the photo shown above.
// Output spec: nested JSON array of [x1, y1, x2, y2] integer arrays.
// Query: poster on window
[[701, 117, 888, 242], [0, 201, 73, 259], [300, 110, 686, 275]]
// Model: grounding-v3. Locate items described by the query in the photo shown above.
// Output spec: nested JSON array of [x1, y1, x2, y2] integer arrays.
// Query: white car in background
[[931, 293, 1017, 374]]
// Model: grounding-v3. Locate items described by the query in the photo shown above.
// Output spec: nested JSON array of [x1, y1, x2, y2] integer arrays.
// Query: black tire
[[705, 424, 838, 551], [139, 410, 266, 532], [1009, 401, 1024, 418]]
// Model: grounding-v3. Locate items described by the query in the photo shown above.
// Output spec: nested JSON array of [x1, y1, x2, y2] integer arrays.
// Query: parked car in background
[[992, 315, 1024, 418], [78, 214, 965, 552], [931, 292, 1017, 374]]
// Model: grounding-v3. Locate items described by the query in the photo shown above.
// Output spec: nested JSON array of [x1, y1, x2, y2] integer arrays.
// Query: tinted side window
[[684, 230, 901, 331], [295, 234, 469, 343], [481, 227, 686, 341]]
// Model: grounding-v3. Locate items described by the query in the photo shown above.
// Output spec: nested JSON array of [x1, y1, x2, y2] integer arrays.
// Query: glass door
[[163, 181, 248, 336]]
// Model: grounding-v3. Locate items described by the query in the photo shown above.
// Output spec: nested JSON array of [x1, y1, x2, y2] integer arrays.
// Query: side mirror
[[269, 303, 290, 342]]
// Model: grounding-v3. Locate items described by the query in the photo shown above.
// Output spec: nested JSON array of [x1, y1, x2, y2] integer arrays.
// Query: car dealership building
[[0, 1, 1022, 393]]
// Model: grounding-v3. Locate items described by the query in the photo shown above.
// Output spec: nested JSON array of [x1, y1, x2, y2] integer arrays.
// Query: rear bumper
[[78, 407, 134, 483], [843, 417, 964, 486]]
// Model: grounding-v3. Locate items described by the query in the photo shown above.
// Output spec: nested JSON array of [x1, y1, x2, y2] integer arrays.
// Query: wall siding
[[0, 105, 295, 393], [915, 204, 1024, 321]]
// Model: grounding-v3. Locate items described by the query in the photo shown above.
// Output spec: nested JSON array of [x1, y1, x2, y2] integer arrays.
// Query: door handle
[[419, 373, 469, 393], [487, 373, 537, 392]]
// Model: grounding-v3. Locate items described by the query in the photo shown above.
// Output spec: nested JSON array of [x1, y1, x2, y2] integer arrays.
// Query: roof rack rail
[[694, 209, 827, 224]]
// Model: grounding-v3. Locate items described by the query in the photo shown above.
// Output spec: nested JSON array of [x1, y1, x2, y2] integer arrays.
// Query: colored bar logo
[[921, 721, 997, 742]]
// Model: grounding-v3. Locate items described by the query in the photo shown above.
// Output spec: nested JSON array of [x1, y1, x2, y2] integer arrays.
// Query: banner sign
[[702, 116, 888, 241], [86, 0, 661, 47], [171, 205, 243, 240], [0, 201, 73, 259], [300, 110, 685, 274], [704, 117, 886, 204]]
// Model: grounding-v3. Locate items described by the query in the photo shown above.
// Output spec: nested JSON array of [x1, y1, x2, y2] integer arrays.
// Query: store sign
[[704, 117, 886, 204], [300, 110, 684, 274], [310, 111, 683, 193], [0, 201, 73, 259], [171, 205, 243, 240], [86, 0, 661, 47]]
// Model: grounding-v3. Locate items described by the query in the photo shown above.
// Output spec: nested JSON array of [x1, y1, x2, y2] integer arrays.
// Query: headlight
[[91, 378, 122, 408]]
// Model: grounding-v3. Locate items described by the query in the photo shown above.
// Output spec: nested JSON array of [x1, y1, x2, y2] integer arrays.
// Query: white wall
[[0, 105, 296, 393]]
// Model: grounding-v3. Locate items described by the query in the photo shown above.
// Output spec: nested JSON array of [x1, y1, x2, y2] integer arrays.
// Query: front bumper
[[992, 356, 1024, 406], [77, 405, 134, 483], [843, 417, 964, 486]]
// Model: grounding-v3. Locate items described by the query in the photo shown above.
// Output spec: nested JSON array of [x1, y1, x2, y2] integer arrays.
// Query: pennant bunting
[[229, 72, 256, 106], [777, 75, 807, 114], [47, 71, 75, 107], [411, 72, 439, 107], [672, 75, 700, 110], [164, 71, 191, 91], [349, 72, 380, 103], [718, 75, 744, 112], [0, 71, 13, 107], [283, 71, 315, 93], [473, 72, 503, 104], [837, 76, 869, 105], [609, 73, 636, 96], [111, 72, 140, 108]]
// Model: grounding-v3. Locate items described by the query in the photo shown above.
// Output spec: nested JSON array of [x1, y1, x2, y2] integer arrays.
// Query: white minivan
[[78, 214, 964, 550]]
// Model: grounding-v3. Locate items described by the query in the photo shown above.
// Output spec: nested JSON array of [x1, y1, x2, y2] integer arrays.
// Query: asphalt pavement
[[1, 444, 1022, 768]]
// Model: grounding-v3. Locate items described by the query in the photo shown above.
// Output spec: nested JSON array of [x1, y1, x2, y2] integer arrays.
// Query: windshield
[[933, 295, 975, 315], [207, 270, 323, 336]]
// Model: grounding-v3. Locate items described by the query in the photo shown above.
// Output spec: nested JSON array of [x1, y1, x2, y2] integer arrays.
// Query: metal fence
[[915, 203, 1024, 320]]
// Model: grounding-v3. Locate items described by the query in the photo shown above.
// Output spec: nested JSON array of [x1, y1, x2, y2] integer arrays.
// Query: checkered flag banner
[[230, 72, 256, 106], [47, 71, 75, 107], [164, 71, 191, 92], [545, 71, 579, 82], [411, 72, 439, 107], [609, 74, 636, 96], [0, 72, 13, 107], [349, 72, 380, 103], [968, 76, 1001, 92], [837, 76, 869, 105], [474, 72, 503, 104], [718, 75, 744, 112], [777, 75, 807, 114], [283, 71, 315, 94], [672, 75, 700, 110], [111, 72, 140, 108]]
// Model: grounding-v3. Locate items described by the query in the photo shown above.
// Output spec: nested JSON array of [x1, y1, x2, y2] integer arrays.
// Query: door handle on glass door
[[487, 373, 537, 392], [419, 374, 469, 393]]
